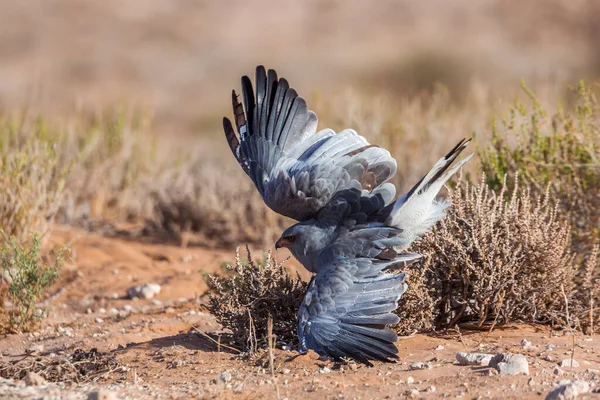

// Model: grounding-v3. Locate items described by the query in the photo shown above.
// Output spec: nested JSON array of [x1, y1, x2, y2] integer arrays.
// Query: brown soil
[[1, 226, 599, 399]]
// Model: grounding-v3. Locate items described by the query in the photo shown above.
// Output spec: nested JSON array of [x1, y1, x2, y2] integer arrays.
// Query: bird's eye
[[287, 235, 296, 242]]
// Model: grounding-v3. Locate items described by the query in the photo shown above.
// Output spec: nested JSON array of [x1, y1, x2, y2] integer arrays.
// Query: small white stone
[[546, 380, 590, 400], [521, 339, 532, 348], [560, 358, 580, 368], [88, 389, 118, 400], [406, 376, 415, 384], [127, 283, 161, 300], [456, 352, 493, 366], [490, 353, 529, 375], [95, 317, 104, 323], [409, 362, 432, 370], [219, 371, 232, 382]]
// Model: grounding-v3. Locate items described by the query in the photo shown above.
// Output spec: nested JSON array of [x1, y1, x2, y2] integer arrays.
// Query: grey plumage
[[223, 66, 472, 364]]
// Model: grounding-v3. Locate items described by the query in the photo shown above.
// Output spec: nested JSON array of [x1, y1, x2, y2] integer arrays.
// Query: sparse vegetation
[[479, 81, 600, 258], [0, 348, 124, 383], [0, 233, 66, 333], [398, 175, 577, 334], [0, 135, 69, 244], [205, 247, 307, 353]]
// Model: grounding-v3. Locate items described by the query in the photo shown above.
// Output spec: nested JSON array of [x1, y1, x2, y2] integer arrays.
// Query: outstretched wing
[[297, 252, 418, 365], [297, 138, 473, 364], [223, 66, 397, 221]]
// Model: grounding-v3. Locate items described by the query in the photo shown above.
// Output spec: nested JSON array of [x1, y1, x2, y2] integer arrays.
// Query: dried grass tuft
[[0, 348, 125, 384], [398, 174, 577, 332], [205, 247, 307, 353]]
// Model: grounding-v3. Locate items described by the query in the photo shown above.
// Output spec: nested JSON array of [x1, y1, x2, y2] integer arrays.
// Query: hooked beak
[[275, 237, 290, 250]]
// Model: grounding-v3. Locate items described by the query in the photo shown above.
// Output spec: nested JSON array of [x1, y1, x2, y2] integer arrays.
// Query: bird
[[222, 66, 472, 365]]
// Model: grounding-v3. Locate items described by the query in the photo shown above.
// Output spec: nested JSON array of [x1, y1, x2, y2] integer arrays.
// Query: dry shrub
[[205, 247, 307, 353], [393, 256, 437, 336], [57, 107, 158, 223], [0, 348, 124, 383], [0, 108, 159, 235], [397, 175, 577, 332], [0, 138, 69, 244], [146, 154, 290, 248]]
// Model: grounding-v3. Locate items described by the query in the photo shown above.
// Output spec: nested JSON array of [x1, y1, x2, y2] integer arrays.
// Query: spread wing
[[223, 66, 397, 221], [297, 250, 419, 365]]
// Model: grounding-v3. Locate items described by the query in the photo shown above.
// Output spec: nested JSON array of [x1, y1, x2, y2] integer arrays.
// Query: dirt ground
[[1, 226, 599, 399]]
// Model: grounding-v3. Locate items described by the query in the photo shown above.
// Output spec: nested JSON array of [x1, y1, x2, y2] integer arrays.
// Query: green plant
[[479, 81, 600, 256], [205, 247, 307, 353], [0, 233, 66, 333]]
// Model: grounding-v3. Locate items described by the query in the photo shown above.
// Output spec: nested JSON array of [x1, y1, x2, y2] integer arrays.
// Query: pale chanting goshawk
[[223, 66, 472, 365]]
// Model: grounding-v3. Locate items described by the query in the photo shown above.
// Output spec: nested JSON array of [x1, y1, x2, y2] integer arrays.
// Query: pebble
[[553, 366, 564, 375], [97, 308, 106, 314], [109, 308, 119, 315], [406, 376, 415, 384], [521, 339, 532, 348], [410, 362, 432, 370], [427, 385, 437, 392], [24, 372, 46, 386], [319, 367, 331, 374], [95, 317, 104, 323], [123, 305, 134, 312], [545, 380, 590, 400], [219, 371, 232, 382], [405, 388, 419, 398], [88, 389, 118, 400], [489, 353, 529, 375], [560, 358, 579, 368], [435, 345, 445, 351], [455, 352, 493, 366], [127, 283, 161, 300], [26, 344, 44, 354]]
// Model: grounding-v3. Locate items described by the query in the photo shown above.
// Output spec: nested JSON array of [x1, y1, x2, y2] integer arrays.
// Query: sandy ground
[[1, 226, 599, 399]]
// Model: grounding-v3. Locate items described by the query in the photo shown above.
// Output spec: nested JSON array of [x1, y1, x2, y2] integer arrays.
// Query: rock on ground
[[545, 380, 590, 400], [455, 352, 493, 366], [489, 353, 529, 375], [127, 283, 161, 299], [24, 372, 46, 386], [88, 389, 118, 400], [559, 358, 580, 368]]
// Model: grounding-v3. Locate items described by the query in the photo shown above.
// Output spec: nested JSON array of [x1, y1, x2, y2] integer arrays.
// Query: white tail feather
[[385, 140, 473, 246]]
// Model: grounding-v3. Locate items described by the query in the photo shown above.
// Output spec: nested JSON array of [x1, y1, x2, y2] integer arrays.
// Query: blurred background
[[1, 0, 599, 249], [1, 0, 599, 135]]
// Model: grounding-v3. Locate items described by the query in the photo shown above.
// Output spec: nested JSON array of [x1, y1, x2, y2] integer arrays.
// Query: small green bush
[[0, 233, 66, 333], [479, 81, 600, 256]]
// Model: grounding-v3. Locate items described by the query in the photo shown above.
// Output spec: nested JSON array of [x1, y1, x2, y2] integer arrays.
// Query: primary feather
[[223, 66, 472, 364]]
